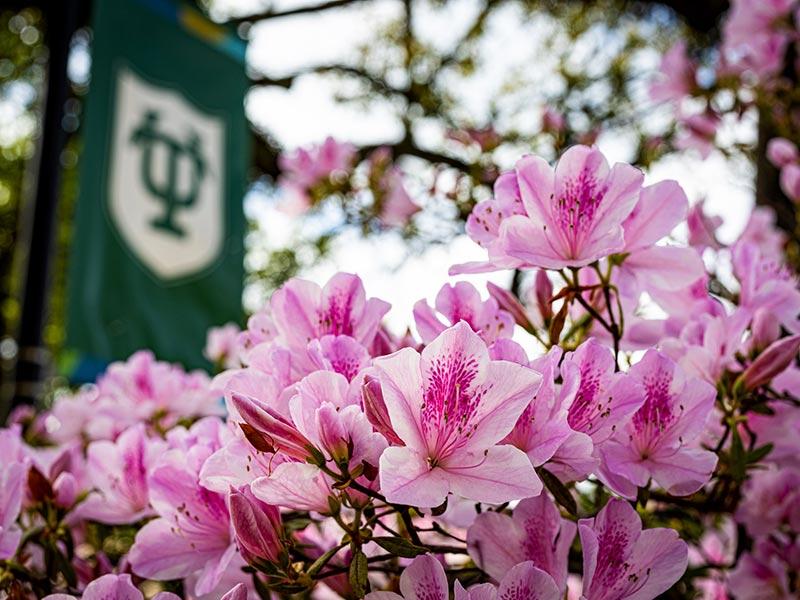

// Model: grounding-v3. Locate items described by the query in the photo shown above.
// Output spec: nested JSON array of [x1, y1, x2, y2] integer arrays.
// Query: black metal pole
[[5, 0, 81, 419]]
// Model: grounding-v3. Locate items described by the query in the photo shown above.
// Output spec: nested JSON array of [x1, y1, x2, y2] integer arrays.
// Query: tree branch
[[228, 0, 369, 24], [251, 64, 405, 97]]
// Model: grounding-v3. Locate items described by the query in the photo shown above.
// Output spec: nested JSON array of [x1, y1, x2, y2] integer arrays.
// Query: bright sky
[[223, 0, 756, 333]]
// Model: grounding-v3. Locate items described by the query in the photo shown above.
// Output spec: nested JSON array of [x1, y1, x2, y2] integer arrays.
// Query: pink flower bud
[[534, 269, 554, 322], [52, 472, 78, 508], [486, 282, 532, 330], [231, 393, 313, 461], [317, 403, 351, 464], [750, 309, 780, 352], [542, 107, 566, 134], [229, 484, 284, 566], [766, 138, 798, 168], [742, 334, 800, 391], [362, 375, 403, 446], [779, 163, 800, 203]]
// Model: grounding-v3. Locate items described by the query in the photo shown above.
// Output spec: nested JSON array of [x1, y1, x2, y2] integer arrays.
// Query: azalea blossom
[[687, 199, 723, 252], [129, 419, 237, 596], [616, 180, 705, 297], [548, 339, 644, 482], [277, 137, 357, 213], [205, 323, 243, 369], [598, 350, 717, 498], [500, 145, 644, 269], [0, 427, 26, 560], [365, 554, 560, 600], [728, 537, 796, 600], [42, 573, 180, 600], [502, 349, 575, 469], [450, 171, 527, 274], [578, 498, 688, 600], [413, 281, 514, 345], [78, 424, 165, 525], [270, 272, 391, 356], [649, 40, 696, 105], [374, 322, 543, 507], [467, 494, 576, 592]]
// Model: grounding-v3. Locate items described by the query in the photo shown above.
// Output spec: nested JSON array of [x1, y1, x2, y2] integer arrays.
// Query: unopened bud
[[362, 375, 403, 446], [742, 334, 800, 391], [229, 484, 284, 566]]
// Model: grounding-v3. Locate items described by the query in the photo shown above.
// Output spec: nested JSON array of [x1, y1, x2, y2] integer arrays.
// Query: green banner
[[66, 0, 248, 377]]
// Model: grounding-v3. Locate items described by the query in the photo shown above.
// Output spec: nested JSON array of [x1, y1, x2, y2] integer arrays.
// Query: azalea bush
[[2, 140, 799, 599]]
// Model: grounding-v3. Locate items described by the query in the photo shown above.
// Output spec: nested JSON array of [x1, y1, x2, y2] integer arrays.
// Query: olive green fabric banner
[[66, 0, 247, 377]]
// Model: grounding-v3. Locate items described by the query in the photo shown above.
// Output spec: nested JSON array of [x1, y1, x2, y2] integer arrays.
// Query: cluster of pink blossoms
[[276, 137, 420, 228], [2, 140, 799, 599], [648, 0, 800, 164]]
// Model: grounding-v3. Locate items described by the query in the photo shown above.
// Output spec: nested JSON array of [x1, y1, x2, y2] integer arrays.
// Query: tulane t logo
[[109, 68, 224, 280], [129, 110, 206, 237]]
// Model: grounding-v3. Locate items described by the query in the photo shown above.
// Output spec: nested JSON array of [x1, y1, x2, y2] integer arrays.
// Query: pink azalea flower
[[722, 0, 796, 79], [597, 350, 717, 499], [542, 107, 566, 135], [97, 350, 223, 432], [728, 538, 795, 600], [737, 207, 787, 261], [270, 273, 391, 356], [376, 167, 420, 227], [129, 419, 237, 596], [766, 138, 799, 168], [779, 163, 800, 202], [78, 424, 166, 525], [649, 40, 696, 105], [502, 349, 575, 468], [374, 322, 543, 507], [547, 339, 645, 482], [413, 282, 514, 345], [735, 466, 800, 537], [616, 180, 705, 296], [42, 573, 180, 600], [687, 199, 724, 252], [579, 498, 688, 600], [500, 145, 644, 269], [365, 554, 560, 600], [306, 334, 371, 382], [233, 370, 385, 512], [659, 310, 748, 385], [0, 427, 26, 559], [733, 241, 800, 333], [450, 171, 526, 275], [205, 323, 243, 369], [277, 137, 357, 212], [747, 400, 800, 469], [235, 307, 278, 364], [675, 113, 718, 159], [466, 494, 576, 592]]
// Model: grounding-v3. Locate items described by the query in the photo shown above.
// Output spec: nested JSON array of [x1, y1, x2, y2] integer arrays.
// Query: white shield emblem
[[108, 67, 225, 282]]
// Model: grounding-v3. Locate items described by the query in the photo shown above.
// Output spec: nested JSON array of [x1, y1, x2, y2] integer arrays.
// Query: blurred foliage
[[0, 7, 46, 343]]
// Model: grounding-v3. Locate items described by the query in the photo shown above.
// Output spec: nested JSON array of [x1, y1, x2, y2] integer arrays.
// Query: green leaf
[[537, 467, 577, 516], [307, 543, 346, 577], [729, 428, 746, 482], [349, 549, 369, 597], [747, 443, 774, 465], [371, 536, 428, 558]]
